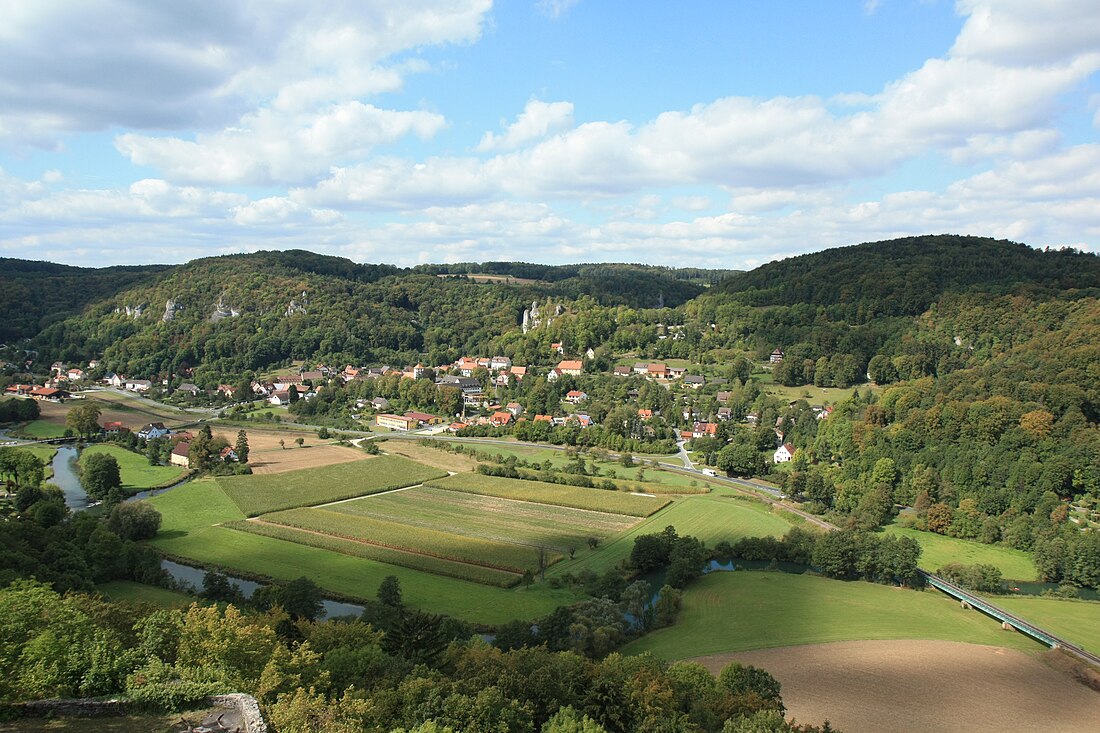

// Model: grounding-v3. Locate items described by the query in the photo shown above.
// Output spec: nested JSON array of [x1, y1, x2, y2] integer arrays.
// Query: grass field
[[994, 596, 1100, 655], [216, 455, 447, 516], [80, 444, 188, 491], [427, 473, 669, 516], [335, 485, 639, 552], [445, 442, 697, 486], [228, 520, 520, 586], [148, 477, 581, 623], [624, 571, 1040, 658], [884, 524, 1038, 580], [16, 419, 68, 438], [95, 580, 194, 608], [259, 506, 549, 573], [550, 494, 797, 575], [153, 524, 579, 624]]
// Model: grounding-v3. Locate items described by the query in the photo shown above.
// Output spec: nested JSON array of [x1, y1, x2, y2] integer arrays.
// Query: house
[[273, 375, 304, 390], [220, 446, 238, 462], [301, 370, 325, 383], [493, 372, 510, 388], [404, 411, 440, 426], [343, 365, 361, 380], [668, 366, 687, 380], [268, 390, 292, 406], [490, 356, 512, 371], [745, 411, 759, 425], [50, 361, 66, 374], [176, 382, 200, 397], [770, 349, 785, 364], [217, 384, 236, 398], [101, 421, 126, 434], [546, 368, 563, 382], [633, 362, 650, 375], [585, 348, 596, 359], [489, 411, 513, 427], [533, 414, 554, 423], [104, 372, 125, 388], [170, 442, 191, 467], [371, 397, 391, 410], [684, 375, 705, 389], [66, 368, 84, 381], [448, 422, 468, 432], [647, 363, 668, 380], [509, 365, 527, 380], [138, 422, 169, 440], [376, 414, 418, 431], [637, 409, 653, 420], [506, 402, 524, 416], [571, 414, 593, 428], [455, 357, 480, 376], [613, 365, 632, 377], [556, 360, 583, 376], [438, 374, 482, 394], [716, 391, 732, 403], [717, 407, 732, 421], [773, 444, 795, 463], [551, 343, 564, 354], [30, 386, 68, 401], [4, 384, 31, 396], [691, 422, 718, 439], [564, 390, 587, 404], [125, 379, 152, 392]]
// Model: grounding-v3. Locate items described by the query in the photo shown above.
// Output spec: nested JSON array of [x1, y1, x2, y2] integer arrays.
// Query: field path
[[314, 483, 425, 507], [692, 640, 1100, 733]]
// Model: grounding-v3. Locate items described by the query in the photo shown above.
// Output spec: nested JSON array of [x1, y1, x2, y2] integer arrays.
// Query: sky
[[1, 0, 1099, 269]]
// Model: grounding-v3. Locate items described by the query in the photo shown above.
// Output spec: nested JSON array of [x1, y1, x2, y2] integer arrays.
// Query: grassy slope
[[550, 494, 795, 576], [147, 476, 579, 623], [994, 596, 1100, 656], [18, 420, 67, 438], [95, 580, 194, 608], [884, 524, 1038, 581], [216, 455, 446, 516], [81, 444, 187, 490], [624, 572, 1040, 659]]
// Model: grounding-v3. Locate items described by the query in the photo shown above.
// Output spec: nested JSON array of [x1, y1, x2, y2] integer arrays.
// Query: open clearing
[[624, 571, 1038, 658], [80, 444, 187, 491], [215, 455, 446, 516], [885, 523, 1038, 580], [692, 640, 1100, 733], [95, 580, 193, 608]]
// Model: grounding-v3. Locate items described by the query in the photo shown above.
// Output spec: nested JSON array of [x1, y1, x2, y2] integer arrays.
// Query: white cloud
[[477, 100, 574, 152], [535, 0, 581, 20], [117, 102, 446, 185]]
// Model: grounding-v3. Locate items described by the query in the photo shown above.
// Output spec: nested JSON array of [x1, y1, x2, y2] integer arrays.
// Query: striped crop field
[[258, 507, 553, 574], [225, 520, 520, 587], [331, 486, 641, 552], [425, 473, 669, 516], [216, 455, 447, 516]]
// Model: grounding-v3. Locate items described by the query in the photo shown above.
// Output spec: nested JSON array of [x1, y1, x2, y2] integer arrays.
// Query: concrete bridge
[[921, 570, 1100, 667]]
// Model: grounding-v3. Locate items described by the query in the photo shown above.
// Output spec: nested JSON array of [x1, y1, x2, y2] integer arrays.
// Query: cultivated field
[[694, 640, 1100, 733], [214, 429, 366, 474], [335, 486, 639, 551], [427, 473, 669, 516], [885, 523, 1039, 580], [80, 444, 188, 491], [624, 571, 1039, 658], [39, 394, 187, 430], [216, 455, 447, 516]]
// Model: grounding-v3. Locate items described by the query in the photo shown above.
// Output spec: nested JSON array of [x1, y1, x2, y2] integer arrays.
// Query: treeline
[[0, 397, 40, 423], [0, 579, 840, 733]]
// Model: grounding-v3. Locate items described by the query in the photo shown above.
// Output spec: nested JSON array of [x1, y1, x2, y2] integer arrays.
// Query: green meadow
[[81, 444, 188, 491], [884, 524, 1039, 580]]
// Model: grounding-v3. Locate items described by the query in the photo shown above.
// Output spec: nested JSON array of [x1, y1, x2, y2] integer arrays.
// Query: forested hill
[[712, 235, 1100, 319], [0, 259, 170, 343], [7, 251, 714, 380]]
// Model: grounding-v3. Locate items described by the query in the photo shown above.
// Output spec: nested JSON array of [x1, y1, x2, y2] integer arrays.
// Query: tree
[[81, 452, 121, 500], [717, 443, 764, 477], [65, 402, 102, 439], [377, 575, 403, 608], [279, 576, 325, 621], [107, 501, 161, 540], [235, 430, 250, 463]]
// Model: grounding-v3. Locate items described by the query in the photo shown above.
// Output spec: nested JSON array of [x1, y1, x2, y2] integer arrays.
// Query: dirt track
[[692, 640, 1100, 733]]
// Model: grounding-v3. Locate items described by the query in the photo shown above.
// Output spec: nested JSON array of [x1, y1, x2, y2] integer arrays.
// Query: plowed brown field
[[692, 640, 1100, 733]]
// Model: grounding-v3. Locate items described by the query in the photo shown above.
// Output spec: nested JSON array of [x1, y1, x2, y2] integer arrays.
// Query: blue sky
[[1, 1, 1098, 268]]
